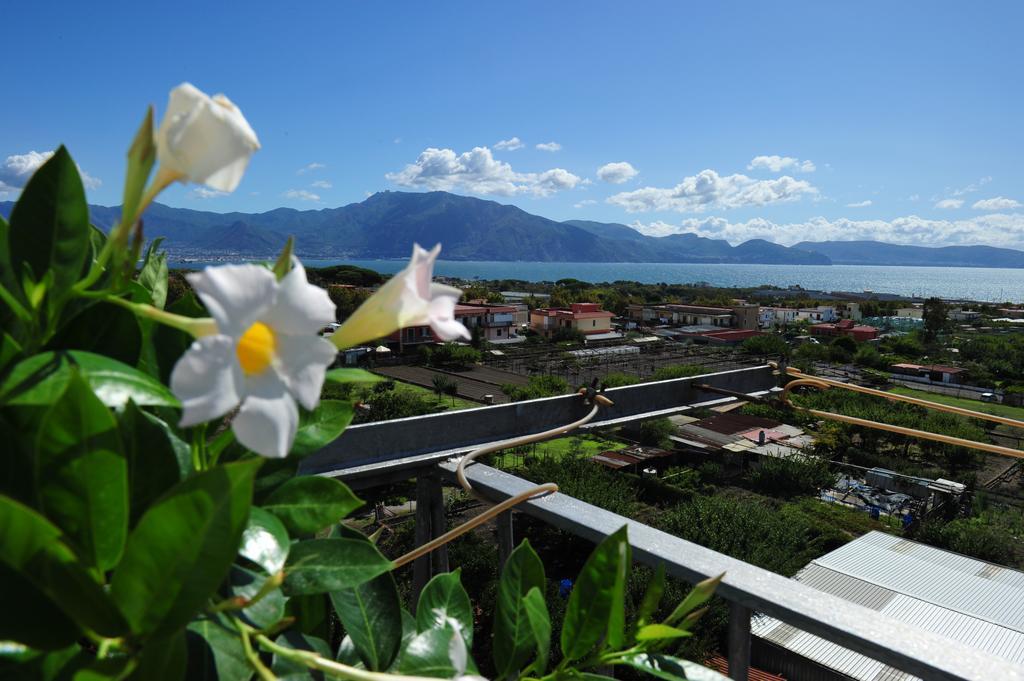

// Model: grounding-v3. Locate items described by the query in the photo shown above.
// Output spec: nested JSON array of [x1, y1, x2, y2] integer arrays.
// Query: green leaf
[[0, 495, 127, 640], [228, 565, 286, 629], [416, 569, 473, 646], [283, 538, 392, 596], [7, 146, 90, 303], [493, 539, 545, 679], [522, 586, 550, 675], [263, 475, 363, 535], [329, 527, 402, 671], [271, 631, 333, 680], [324, 368, 382, 384], [138, 238, 168, 309], [618, 653, 729, 681], [0, 332, 22, 373], [636, 563, 666, 630], [128, 630, 186, 681], [291, 400, 355, 457], [51, 300, 143, 368], [240, 507, 290, 575], [636, 624, 691, 642], [606, 527, 632, 650], [111, 459, 260, 637], [396, 624, 472, 679], [119, 401, 190, 525], [152, 292, 206, 385], [561, 525, 630, 662], [0, 350, 178, 408], [121, 107, 156, 235], [0, 561, 80, 650], [185, 618, 250, 681], [666, 573, 723, 628], [272, 237, 294, 280], [35, 371, 127, 571]]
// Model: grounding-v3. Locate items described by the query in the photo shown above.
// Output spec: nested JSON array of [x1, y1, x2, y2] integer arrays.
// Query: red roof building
[[530, 302, 615, 337], [810, 319, 878, 341]]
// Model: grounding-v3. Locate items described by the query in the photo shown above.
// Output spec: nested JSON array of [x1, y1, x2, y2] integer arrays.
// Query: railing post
[[412, 471, 446, 609], [728, 602, 751, 681], [496, 510, 514, 568]]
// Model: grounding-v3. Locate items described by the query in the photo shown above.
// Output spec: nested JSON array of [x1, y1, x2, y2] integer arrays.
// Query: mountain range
[[3, 190, 1024, 267]]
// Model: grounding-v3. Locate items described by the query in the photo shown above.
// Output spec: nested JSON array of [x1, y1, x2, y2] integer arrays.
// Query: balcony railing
[[299, 366, 1024, 681]]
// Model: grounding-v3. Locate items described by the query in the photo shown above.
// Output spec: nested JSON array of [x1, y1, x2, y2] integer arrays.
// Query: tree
[[922, 297, 949, 341], [742, 334, 790, 358]]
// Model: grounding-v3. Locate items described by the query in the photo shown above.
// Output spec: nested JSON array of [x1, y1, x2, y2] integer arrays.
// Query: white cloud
[[311, 180, 333, 189], [494, 137, 524, 151], [973, 196, 1021, 211], [386, 146, 581, 197], [607, 169, 818, 213], [284, 189, 321, 202], [535, 141, 561, 152], [597, 161, 638, 184], [297, 162, 326, 174], [747, 155, 816, 173], [908, 194, 920, 202], [1, 150, 101, 192], [935, 198, 964, 210], [846, 200, 872, 208], [574, 199, 597, 209], [628, 212, 1024, 249], [190, 187, 227, 199], [950, 176, 992, 197]]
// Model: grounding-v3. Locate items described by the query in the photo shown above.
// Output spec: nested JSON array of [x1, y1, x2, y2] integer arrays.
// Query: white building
[[797, 306, 837, 323], [759, 307, 800, 328]]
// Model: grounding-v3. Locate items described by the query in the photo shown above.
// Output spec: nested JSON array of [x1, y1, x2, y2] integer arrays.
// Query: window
[[592, 320, 596, 327]]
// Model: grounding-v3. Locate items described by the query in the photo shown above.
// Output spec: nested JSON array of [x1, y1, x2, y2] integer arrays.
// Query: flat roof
[[752, 531, 1024, 680]]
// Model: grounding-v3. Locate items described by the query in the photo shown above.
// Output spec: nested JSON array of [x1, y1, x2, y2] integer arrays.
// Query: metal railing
[[299, 366, 1024, 681]]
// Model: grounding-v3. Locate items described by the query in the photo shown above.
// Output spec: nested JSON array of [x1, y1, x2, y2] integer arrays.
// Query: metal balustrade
[[300, 365, 1024, 681]]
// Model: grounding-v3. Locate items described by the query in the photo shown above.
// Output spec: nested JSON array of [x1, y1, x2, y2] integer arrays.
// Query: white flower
[[155, 82, 260, 192], [330, 244, 470, 350], [170, 260, 336, 458]]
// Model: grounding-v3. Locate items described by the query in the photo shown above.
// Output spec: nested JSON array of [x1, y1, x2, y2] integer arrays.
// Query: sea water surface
[[171, 258, 1024, 302]]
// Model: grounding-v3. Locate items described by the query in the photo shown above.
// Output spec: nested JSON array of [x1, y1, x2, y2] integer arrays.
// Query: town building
[[797, 306, 838, 323], [530, 302, 614, 338], [751, 531, 1024, 681], [890, 363, 965, 384], [837, 301, 862, 322], [391, 302, 521, 349], [629, 303, 760, 330], [896, 306, 924, 319], [758, 307, 800, 328], [809, 319, 879, 341], [949, 308, 982, 322]]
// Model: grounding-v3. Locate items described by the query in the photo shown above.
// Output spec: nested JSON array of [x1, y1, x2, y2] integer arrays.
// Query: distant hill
[[0, 191, 831, 264], [795, 240, 1024, 268]]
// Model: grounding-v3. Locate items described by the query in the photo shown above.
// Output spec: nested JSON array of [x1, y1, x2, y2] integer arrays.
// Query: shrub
[[502, 375, 571, 401], [649, 364, 704, 381], [746, 456, 835, 499], [638, 417, 675, 447], [742, 334, 791, 358]]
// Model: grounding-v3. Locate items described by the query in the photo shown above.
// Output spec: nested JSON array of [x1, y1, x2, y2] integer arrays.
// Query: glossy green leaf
[[636, 563, 666, 630], [263, 475, 363, 535], [636, 624, 691, 641], [606, 526, 632, 650], [239, 507, 290, 575], [7, 146, 89, 301], [290, 400, 355, 457], [330, 527, 402, 671], [228, 565, 286, 629], [0, 495, 127, 639], [0, 350, 178, 408], [285, 593, 330, 639], [522, 586, 550, 675], [271, 631, 332, 680], [272, 237, 294, 280], [396, 624, 472, 679], [128, 630, 186, 681], [138, 238, 168, 309], [493, 539, 545, 679], [35, 371, 127, 571], [561, 525, 630, 662], [283, 538, 392, 595], [0, 213, 27, 327], [666, 573, 723, 627], [112, 459, 260, 637], [416, 568, 473, 646], [185, 618, 250, 681], [324, 368, 382, 384], [618, 653, 729, 681], [119, 401, 190, 525], [51, 300, 143, 368], [120, 107, 156, 233], [336, 634, 361, 667]]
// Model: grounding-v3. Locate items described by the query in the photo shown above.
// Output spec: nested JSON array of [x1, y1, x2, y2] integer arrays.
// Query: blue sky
[[3, 2, 1023, 248]]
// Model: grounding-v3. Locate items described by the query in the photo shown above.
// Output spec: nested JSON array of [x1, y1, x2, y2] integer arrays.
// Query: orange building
[[530, 302, 614, 338]]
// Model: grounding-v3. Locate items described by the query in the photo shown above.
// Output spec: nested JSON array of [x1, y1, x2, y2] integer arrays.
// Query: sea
[[170, 258, 1024, 303]]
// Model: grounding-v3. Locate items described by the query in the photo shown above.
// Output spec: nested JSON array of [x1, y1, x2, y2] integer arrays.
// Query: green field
[[889, 386, 1024, 422], [387, 379, 481, 411]]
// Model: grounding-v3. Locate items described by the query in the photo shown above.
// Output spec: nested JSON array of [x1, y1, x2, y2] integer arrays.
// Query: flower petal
[[187, 264, 277, 337], [428, 284, 471, 340], [170, 335, 243, 427], [262, 260, 336, 336], [276, 334, 337, 411], [232, 393, 299, 459]]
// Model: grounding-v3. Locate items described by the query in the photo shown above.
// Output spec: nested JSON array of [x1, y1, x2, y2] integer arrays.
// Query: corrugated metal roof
[[751, 531, 1024, 680]]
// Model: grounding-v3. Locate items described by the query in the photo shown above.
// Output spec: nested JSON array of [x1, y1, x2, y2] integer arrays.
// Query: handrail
[[780, 368, 1024, 460]]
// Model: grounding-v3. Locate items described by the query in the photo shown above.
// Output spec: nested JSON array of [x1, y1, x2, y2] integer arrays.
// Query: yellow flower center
[[236, 321, 276, 375]]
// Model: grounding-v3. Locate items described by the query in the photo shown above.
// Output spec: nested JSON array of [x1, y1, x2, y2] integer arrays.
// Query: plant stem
[[234, 618, 278, 681], [105, 295, 217, 337]]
